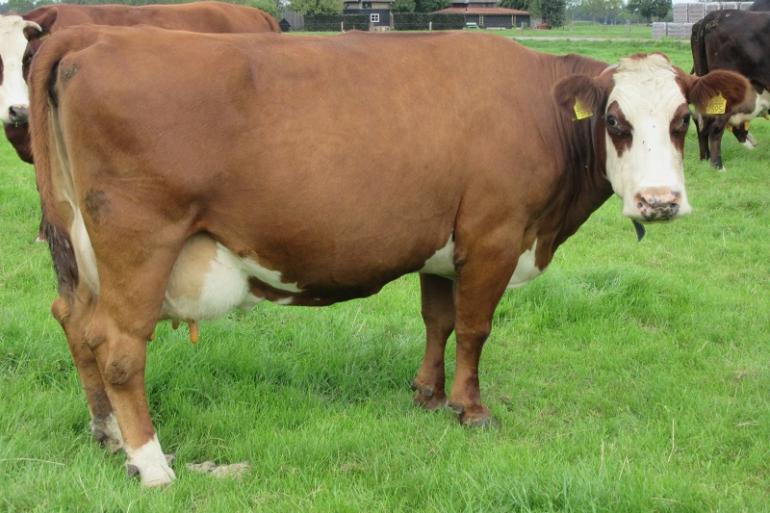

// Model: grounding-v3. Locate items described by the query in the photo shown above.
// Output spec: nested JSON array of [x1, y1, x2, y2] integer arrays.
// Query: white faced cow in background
[[29, 28, 752, 486], [0, 15, 39, 127]]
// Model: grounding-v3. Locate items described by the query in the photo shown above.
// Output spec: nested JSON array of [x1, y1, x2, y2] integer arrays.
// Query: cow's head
[[0, 15, 41, 126], [554, 53, 753, 222]]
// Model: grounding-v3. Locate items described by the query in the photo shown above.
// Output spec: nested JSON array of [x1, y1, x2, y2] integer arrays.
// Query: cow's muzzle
[[634, 188, 684, 222], [8, 105, 28, 126]]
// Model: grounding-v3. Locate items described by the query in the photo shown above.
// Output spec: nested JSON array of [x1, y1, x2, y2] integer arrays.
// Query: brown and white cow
[[690, 9, 770, 169], [29, 27, 751, 486], [0, 1, 279, 164]]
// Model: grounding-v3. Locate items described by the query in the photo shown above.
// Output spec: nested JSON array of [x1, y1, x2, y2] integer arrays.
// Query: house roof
[[434, 6, 529, 15]]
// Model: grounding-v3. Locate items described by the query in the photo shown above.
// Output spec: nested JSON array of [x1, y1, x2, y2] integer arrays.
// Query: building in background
[[434, 0, 530, 28], [343, 0, 395, 27]]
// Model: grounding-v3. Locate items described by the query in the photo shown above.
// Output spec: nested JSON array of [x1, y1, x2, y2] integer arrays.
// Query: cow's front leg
[[448, 242, 518, 427], [695, 114, 710, 161], [86, 307, 174, 487], [708, 117, 728, 170], [412, 274, 455, 410], [52, 294, 123, 453]]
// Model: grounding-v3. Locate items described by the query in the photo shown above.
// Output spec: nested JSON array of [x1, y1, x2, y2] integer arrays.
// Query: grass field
[[2, 36, 770, 512]]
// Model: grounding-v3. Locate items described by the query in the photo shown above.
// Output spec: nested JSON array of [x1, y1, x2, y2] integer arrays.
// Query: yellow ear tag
[[704, 93, 727, 115], [573, 98, 592, 120]]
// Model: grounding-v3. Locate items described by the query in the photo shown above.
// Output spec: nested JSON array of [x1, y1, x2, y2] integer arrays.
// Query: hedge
[[393, 13, 465, 30], [304, 14, 370, 31]]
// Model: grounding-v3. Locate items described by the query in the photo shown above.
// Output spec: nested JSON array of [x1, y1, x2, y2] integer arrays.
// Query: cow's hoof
[[126, 459, 176, 487], [449, 403, 497, 428], [411, 381, 447, 411], [91, 414, 124, 453]]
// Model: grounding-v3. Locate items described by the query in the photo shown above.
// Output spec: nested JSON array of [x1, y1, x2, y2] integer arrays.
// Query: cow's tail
[[29, 29, 97, 297], [690, 19, 709, 76]]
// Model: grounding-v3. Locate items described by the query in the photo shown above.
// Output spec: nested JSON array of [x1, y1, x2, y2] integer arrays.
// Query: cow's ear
[[553, 74, 607, 121], [685, 70, 754, 117], [23, 9, 57, 41], [23, 20, 42, 41]]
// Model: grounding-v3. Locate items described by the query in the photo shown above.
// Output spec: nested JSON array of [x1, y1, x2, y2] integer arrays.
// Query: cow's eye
[[605, 114, 630, 136]]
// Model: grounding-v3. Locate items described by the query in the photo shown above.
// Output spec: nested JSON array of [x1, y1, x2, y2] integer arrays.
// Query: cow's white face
[[604, 55, 692, 221], [554, 53, 753, 222], [0, 15, 39, 125]]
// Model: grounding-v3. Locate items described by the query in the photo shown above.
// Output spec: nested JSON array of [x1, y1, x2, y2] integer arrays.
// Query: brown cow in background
[[1, 1, 279, 164]]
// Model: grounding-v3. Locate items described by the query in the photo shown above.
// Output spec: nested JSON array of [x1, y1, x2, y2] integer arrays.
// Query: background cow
[[29, 27, 750, 486], [691, 9, 770, 169], [1, 1, 279, 164]]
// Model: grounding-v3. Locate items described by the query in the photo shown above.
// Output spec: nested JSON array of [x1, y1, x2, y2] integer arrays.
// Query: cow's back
[[696, 10, 770, 86], [24, 1, 279, 34]]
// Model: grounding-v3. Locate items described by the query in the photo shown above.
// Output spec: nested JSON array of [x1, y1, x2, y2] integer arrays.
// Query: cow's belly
[[418, 237, 544, 288]]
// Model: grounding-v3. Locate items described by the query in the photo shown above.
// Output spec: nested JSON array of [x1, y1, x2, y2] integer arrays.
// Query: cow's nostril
[[8, 105, 29, 125]]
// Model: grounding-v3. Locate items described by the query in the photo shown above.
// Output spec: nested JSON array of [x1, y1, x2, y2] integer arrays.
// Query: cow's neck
[[533, 107, 614, 269]]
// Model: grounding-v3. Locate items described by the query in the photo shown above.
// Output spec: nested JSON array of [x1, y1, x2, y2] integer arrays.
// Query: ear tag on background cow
[[573, 98, 592, 120], [632, 220, 646, 242], [704, 93, 727, 115]]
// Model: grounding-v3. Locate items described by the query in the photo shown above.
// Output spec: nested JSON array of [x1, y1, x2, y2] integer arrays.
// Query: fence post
[[341, 21, 344, 32], [429, 20, 432, 31]]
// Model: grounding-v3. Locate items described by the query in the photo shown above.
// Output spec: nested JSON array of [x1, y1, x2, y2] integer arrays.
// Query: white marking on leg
[[418, 235, 455, 278], [90, 412, 124, 453], [507, 240, 542, 288], [125, 434, 175, 487]]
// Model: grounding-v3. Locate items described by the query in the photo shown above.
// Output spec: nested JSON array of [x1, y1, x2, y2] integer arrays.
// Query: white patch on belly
[[507, 240, 542, 288], [274, 297, 293, 305], [418, 236, 455, 277], [71, 209, 100, 294], [417, 236, 544, 288], [241, 258, 302, 293], [125, 434, 175, 487]]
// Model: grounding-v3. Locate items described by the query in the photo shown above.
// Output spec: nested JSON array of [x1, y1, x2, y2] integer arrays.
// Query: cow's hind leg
[[53, 293, 124, 453], [80, 224, 186, 487], [84, 297, 175, 487], [448, 242, 518, 427], [412, 274, 454, 410]]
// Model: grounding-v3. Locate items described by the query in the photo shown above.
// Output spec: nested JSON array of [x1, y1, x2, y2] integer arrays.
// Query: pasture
[[2, 35, 770, 512]]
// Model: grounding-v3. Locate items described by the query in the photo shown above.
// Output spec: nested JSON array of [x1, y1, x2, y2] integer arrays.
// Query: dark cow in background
[[30, 26, 750, 486], [0, 1, 279, 164], [691, 9, 770, 169]]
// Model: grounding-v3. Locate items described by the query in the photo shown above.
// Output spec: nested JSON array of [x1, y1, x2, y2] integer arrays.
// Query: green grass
[[2, 36, 770, 512]]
